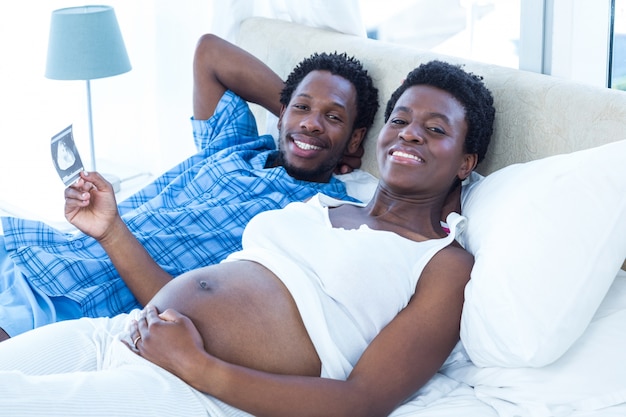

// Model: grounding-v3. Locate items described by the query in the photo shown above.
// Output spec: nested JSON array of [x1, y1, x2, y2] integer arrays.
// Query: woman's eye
[[390, 118, 406, 125], [428, 126, 445, 134]]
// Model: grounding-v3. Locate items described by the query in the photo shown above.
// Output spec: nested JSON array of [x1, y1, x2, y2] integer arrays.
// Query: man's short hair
[[280, 52, 379, 134]]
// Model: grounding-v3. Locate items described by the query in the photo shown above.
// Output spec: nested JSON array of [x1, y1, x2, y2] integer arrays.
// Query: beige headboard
[[237, 17, 626, 179]]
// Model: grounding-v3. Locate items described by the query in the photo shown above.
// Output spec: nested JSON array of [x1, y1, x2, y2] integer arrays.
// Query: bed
[[238, 17, 626, 416]]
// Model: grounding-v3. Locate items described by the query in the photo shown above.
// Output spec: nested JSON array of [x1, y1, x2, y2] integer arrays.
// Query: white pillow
[[459, 139, 626, 367], [335, 169, 378, 204], [444, 270, 626, 416]]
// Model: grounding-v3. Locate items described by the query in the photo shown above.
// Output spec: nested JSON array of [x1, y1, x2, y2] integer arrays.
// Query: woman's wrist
[[183, 350, 224, 394]]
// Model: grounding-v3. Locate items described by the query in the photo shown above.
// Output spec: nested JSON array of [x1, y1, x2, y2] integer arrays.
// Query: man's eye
[[428, 127, 446, 134], [390, 118, 406, 125]]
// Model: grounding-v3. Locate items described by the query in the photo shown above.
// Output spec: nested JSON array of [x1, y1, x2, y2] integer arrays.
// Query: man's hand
[[64, 171, 119, 240], [335, 143, 365, 174]]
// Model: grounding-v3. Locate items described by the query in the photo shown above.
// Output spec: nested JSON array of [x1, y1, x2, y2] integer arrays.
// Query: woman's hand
[[64, 171, 119, 239], [129, 305, 209, 388]]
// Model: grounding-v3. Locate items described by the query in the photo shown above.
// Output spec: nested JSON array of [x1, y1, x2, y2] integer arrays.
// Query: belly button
[[198, 279, 215, 291]]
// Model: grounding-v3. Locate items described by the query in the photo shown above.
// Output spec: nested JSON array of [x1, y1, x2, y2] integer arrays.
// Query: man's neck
[[263, 152, 279, 169]]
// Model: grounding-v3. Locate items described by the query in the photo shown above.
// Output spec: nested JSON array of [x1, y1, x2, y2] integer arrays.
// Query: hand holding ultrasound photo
[[51, 125, 84, 185]]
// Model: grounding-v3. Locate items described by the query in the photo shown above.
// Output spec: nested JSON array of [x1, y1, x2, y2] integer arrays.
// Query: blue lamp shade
[[45, 5, 131, 80]]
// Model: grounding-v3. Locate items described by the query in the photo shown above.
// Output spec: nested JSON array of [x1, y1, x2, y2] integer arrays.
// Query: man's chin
[[283, 164, 328, 183], [276, 151, 337, 183]]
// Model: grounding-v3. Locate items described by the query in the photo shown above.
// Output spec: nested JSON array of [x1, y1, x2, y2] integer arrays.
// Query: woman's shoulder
[[427, 243, 474, 288]]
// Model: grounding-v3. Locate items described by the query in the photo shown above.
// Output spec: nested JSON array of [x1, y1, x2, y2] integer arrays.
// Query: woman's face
[[376, 84, 472, 197]]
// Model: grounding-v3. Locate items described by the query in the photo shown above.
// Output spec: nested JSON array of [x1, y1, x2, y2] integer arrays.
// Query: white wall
[[0, 1, 212, 222]]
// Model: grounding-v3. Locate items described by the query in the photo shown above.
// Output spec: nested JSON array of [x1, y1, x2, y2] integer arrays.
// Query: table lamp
[[45, 5, 131, 191]]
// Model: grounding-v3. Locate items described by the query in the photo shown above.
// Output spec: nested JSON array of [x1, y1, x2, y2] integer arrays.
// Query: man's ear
[[347, 127, 367, 153], [458, 153, 478, 180], [276, 105, 286, 131]]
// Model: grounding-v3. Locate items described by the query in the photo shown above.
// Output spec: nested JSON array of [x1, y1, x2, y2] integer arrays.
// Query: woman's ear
[[458, 153, 478, 180]]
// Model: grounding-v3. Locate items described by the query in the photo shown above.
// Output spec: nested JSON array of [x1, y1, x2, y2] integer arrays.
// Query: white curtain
[[212, 0, 365, 42]]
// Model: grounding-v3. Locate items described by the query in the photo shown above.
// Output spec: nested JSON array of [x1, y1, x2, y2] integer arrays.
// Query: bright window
[[360, 0, 619, 88], [360, 0, 520, 69], [611, 0, 626, 89]]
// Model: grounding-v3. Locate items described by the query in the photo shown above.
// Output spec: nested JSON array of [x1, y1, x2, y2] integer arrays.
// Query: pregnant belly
[[148, 260, 321, 376]]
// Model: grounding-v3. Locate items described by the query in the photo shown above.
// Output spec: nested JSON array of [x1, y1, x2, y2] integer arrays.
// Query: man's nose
[[300, 112, 324, 133]]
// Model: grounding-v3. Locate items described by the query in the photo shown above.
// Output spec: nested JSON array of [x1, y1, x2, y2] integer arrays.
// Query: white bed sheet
[[390, 373, 497, 416]]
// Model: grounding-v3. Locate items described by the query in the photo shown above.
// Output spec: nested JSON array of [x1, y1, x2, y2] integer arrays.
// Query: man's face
[[276, 70, 362, 183]]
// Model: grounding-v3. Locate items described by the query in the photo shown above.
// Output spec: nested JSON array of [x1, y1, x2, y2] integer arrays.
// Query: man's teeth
[[392, 151, 423, 162], [295, 140, 322, 151]]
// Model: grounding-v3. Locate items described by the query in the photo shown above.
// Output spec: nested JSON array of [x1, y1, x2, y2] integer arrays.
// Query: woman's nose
[[399, 124, 424, 143]]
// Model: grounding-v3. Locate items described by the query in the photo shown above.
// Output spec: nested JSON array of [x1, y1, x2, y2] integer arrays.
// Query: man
[[0, 34, 379, 341]]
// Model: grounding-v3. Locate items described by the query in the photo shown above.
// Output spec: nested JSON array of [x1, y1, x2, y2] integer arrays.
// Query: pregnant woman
[[0, 60, 494, 417]]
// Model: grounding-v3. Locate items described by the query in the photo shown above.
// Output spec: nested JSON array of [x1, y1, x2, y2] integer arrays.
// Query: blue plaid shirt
[[2, 91, 354, 318]]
